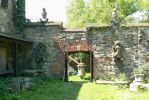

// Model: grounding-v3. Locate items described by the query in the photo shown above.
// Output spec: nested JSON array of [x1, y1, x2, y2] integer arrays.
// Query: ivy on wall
[[14, 0, 26, 35]]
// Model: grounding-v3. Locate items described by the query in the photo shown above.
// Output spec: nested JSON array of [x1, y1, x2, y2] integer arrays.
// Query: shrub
[[137, 85, 148, 92], [133, 62, 149, 82], [0, 78, 11, 95], [116, 73, 127, 81]]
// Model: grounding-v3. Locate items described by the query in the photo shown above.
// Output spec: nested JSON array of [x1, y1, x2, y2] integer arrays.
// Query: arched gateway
[[55, 29, 93, 81]]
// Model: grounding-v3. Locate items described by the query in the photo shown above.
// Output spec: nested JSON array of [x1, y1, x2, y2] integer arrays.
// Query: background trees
[[66, 0, 86, 28], [66, 0, 148, 28]]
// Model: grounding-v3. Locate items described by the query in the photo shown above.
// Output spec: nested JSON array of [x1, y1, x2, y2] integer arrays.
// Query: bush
[[116, 73, 127, 81], [0, 78, 11, 95], [133, 62, 149, 82]]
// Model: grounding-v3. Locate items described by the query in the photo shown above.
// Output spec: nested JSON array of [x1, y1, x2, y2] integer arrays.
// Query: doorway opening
[[66, 51, 93, 82]]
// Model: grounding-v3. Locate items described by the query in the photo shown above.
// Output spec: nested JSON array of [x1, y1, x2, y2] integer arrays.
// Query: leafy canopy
[[66, 0, 147, 28]]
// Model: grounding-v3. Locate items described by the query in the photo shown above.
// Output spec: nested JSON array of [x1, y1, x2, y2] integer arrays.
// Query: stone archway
[[63, 43, 93, 82], [55, 29, 93, 82]]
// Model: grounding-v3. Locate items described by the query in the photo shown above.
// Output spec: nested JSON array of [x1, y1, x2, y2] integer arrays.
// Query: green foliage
[[141, 0, 149, 10], [66, 0, 145, 28], [133, 62, 149, 82], [137, 85, 148, 92], [69, 52, 89, 63], [117, 0, 141, 21], [0, 78, 11, 95], [116, 73, 127, 81], [14, 0, 26, 35], [66, 0, 86, 28], [1, 79, 149, 100], [69, 73, 91, 81], [0, 77, 52, 100]]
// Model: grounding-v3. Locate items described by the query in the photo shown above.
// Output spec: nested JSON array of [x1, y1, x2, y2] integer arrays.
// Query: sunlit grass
[[77, 83, 149, 100], [69, 73, 91, 82]]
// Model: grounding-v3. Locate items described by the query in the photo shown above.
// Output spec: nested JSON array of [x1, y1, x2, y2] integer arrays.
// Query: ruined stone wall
[[0, 0, 15, 33], [87, 25, 149, 80], [87, 26, 114, 80], [19, 22, 149, 80], [24, 23, 65, 76]]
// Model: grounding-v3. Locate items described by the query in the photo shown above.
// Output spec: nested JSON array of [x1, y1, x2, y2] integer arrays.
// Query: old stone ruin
[[0, 0, 149, 92]]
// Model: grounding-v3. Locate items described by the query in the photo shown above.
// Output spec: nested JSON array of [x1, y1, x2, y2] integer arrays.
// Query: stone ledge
[[121, 23, 149, 27], [21, 70, 45, 76], [96, 80, 128, 85], [87, 23, 149, 31], [25, 21, 63, 27], [0, 32, 33, 43], [60, 28, 87, 33]]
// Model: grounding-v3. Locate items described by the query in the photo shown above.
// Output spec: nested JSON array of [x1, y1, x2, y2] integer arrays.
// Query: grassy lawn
[[0, 75, 149, 100], [69, 73, 91, 82]]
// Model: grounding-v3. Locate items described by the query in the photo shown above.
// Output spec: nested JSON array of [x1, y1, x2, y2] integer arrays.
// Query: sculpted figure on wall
[[112, 41, 125, 70], [111, 7, 119, 25], [40, 8, 48, 23], [138, 28, 148, 47]]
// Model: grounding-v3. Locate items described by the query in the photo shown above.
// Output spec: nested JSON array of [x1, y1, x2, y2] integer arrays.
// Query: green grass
[[0, 76, 149, 100], [69, 73, 91, 82]]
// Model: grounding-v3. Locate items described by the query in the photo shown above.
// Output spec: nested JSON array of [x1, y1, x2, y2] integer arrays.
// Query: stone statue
[[112, 41, 125, 70], [138, 28, 148, 46], [111, 7, 119, 25], [40, 8, 48, 23]]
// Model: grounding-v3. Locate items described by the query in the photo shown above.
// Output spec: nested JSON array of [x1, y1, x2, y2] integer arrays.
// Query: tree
[[66, 0, 143, 28], [142, 0, 149, 21], [86, 0, 112, 24], [66, 0, 86, 28], [69, 52, 88, 63], [142, 0, 149, 10], [117, 0, 141, 22]]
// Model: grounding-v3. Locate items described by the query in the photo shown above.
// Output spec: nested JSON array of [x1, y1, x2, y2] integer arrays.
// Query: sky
[[26, 0, 67, 22]]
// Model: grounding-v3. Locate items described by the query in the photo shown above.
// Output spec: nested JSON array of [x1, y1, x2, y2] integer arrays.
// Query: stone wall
[[24, 22, 65, 76], [87, 25, 149, 80], [0, 0, 15, 33], [87, 26, 113, 80], [0, 0, 148, 82]]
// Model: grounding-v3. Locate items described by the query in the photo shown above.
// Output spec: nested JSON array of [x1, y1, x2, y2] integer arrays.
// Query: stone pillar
[[130, 74, 144, 91]]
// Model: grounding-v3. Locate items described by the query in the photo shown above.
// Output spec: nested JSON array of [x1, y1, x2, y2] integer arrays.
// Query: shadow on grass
[[0, 75, 90, 100], [0, 79, 84, 100], [20, 80, 84, 100]]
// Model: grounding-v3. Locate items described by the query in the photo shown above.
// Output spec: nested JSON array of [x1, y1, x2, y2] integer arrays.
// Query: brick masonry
[[24, 24, 149, 80], [0, 1, 149, 80], [87, 25, 149, 80], [24, 23, 65, 76]]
